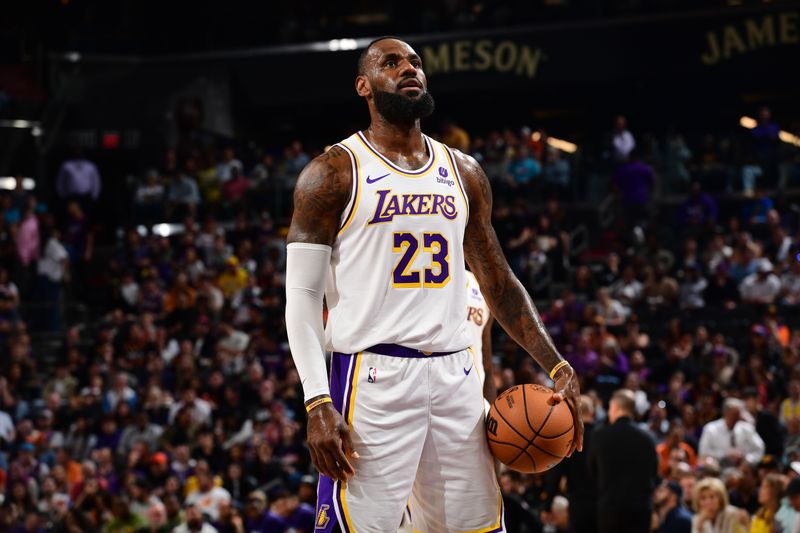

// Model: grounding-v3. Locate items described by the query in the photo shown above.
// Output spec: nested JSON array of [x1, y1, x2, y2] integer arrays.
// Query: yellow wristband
[[549, 361, 570, 380], [305, 397, 333, 413]]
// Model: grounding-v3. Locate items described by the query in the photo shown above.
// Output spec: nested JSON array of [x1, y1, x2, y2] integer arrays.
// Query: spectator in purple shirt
[[613, 149, 656, 225], [678, 182, 718, 232]]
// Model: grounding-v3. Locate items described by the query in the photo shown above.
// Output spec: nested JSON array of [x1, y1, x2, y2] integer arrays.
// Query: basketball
[[486, 384, 575, 473]]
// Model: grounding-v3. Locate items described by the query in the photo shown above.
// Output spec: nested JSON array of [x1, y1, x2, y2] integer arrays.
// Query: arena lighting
[[739, 116, 757, 128], [740, 115, 800, 147], [328, 39, 358, 51], [0, 119, 40, 129], [0, 177, 35, 190], [547, 137, 578, 153], [530, 131, 577, 153]]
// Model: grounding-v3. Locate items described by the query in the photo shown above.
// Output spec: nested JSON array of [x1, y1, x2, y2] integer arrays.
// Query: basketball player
[[466, 270, 496, 409], [285, 37, 583, 533]]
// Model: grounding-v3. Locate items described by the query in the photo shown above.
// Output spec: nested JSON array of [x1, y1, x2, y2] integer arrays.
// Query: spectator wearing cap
[[589, 389, 659, 533], [654, 479, 693, 533], [750, 473, 785, 533], [699, 398, 765, 466], [692, 477, 749, 533], [776, 477, 800, 533], [740, 260, 781, 305]]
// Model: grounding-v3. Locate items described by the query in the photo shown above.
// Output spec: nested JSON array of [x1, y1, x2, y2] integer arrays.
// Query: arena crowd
[[0, 110, 798, 533]]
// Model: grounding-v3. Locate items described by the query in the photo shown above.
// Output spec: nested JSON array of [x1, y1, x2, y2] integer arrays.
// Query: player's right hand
[[307, 402, 357, 481]]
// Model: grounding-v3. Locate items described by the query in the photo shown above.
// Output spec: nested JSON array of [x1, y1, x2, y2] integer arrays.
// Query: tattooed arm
[[286, 146, 357, 481], [457, 150, 584, 454]]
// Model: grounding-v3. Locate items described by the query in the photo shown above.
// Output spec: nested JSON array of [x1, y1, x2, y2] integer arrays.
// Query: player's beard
[[373, 88, 435, 124]]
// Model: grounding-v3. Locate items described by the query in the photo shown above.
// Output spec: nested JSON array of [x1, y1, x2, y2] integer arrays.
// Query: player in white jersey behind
[[285, 37, 583, 533]]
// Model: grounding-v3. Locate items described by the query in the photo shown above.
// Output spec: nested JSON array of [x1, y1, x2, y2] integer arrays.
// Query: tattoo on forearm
[[459, 151, 562, 372]]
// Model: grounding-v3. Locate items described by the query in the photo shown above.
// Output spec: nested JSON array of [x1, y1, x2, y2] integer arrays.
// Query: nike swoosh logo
[[464, 366, 473, 376], [365, 173, 390, 184]]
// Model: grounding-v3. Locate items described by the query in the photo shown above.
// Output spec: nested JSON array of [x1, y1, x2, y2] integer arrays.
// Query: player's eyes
[[411, 61, 421, 68], [385, 61, 397, 68]]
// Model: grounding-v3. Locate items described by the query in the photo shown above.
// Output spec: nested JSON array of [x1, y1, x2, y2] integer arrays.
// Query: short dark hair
[[357, 36, 401, 75]]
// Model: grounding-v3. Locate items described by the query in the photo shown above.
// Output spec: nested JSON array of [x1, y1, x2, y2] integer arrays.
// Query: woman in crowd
[[749, 473, 785, 533], [692, 477, 749, 533]]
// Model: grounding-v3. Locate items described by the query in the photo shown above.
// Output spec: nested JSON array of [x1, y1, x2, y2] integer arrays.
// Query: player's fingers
[[318, 442, 343, 480], [340, 426, 360, 461], [330, 428, 355, 477], [309, 445, 331, 479], [565, 396, 581, 457]]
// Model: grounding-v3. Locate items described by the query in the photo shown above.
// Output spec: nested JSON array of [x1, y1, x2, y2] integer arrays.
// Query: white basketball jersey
[[465, 270, 491, 385], [324, 131, 471, 354]]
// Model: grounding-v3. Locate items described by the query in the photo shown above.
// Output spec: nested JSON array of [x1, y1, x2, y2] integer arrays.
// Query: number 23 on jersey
[[392, 232, 450, 288]]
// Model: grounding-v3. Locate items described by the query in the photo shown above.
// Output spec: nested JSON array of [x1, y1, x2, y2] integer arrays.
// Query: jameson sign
[[700, 11, 799, 65], [55, 4, 800, 114], [422, 40, 546, 79]]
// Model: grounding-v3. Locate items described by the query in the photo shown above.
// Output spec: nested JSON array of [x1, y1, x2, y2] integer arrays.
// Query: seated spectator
[[705, 265, 739, 309], [780, 260, 800, 306], [740, 260, 781, 305], [781, 380, 800, 427], [543, 147, 571, 198], [609, 265, 644, 310], [134, 170, 165, 224], [654, 479, 693, 533], [643, 266, 679, 309], [657, 421, 698, 478], [594, 288, 628, 326], [185, 472, 230, 522], [173, 503, 218, 533], [167, 172, 201, 220], [749, 473, 784, 533], [221, 166, 250, 206], [678, 182, 718, 231], [216, 148, 243, 184], [441, 120, 470, 153], [613, 148, 655, 225], [679, 264, 708, 309], [698, 398, 765, 466], [612, 115, 635, 163], [505, 146, 541, 192], [691, 477, 749, 533]]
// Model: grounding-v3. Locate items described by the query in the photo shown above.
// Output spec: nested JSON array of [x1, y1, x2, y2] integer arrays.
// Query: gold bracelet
[[549, 361, 570, 380], [305, 397, 333, 413]]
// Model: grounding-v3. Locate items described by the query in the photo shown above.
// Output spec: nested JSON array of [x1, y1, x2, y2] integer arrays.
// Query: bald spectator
[[698, 398, 765, 466]]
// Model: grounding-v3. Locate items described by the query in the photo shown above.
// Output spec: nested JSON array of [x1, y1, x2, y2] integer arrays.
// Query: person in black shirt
[[589, 388, 659, 533], [547, 394, 597, 533]]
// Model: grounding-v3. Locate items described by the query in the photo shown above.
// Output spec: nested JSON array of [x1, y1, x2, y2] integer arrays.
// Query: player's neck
[[364, 118, 425, 155]]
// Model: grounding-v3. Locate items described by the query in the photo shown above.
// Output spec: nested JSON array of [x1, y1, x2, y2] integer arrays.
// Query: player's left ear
[[355, 75, 371, 99]]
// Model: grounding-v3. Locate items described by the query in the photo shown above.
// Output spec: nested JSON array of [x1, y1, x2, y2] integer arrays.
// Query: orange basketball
[[486, 384, 574, 473]]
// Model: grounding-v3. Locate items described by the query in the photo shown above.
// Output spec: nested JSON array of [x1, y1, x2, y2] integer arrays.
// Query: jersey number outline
[[392, 232, 451, 288]]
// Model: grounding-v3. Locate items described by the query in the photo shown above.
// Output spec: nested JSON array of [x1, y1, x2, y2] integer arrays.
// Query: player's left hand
[[551, 364, 583, 456]]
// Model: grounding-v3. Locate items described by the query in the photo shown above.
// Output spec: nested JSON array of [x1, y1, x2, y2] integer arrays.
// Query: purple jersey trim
[[361, 343, 464, 358], [315, 353, 354, 533]]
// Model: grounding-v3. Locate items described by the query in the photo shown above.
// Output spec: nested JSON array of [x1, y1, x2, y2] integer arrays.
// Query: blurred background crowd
[[2, 0, 800, 532]]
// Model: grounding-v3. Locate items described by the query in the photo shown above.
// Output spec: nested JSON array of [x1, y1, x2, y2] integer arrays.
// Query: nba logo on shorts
[[368, 367, 377, 383]]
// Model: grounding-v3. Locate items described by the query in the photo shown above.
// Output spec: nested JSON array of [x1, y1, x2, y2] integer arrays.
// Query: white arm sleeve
[[285, 242, 332, 401]]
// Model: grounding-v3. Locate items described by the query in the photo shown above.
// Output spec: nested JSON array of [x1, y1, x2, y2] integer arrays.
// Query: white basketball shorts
[[314, 345, 505, 533]]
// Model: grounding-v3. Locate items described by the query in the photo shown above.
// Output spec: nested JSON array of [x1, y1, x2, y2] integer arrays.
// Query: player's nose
[[398, 59, 418, 77]]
